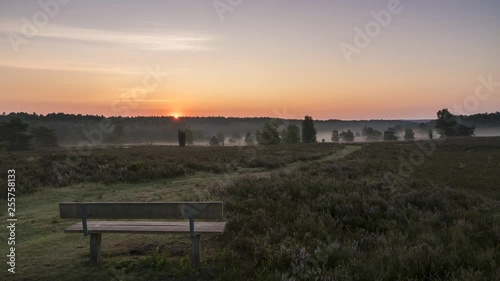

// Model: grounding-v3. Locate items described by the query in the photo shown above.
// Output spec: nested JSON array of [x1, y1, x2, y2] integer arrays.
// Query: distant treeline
[[0, 112, 499, 146]]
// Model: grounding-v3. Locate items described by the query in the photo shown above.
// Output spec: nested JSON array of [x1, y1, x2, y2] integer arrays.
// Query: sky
[[0, 0, 499, 120]]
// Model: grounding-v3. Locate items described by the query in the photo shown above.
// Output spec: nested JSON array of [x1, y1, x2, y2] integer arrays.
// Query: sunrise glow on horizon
[[0, 0, 499, 120]]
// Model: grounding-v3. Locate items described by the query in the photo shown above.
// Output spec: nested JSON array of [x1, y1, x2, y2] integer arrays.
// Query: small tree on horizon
[[244, 131, 254, 145], [394, 125, 404, 135], [331, 130, 339, 142], [0, 118, 33, 151], [383, 128, 398, 141], [209, 136, 220, 146], [32, 126, 58, 148], [435, 108, 475, 137], [178, 129, 186, 147], [416, 123, 428, 135], [283, 124, 300, 144], [231, 132, 242, 142], [404, 128, 415, 140], [216, 132, 225, 146], [340, 130, 354, 142], [256, 122, 281, 145], [301, 116, 317, 143], [362, 126, 382, 141]]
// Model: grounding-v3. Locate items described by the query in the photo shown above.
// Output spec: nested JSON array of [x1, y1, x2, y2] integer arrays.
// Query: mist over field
[[2, 112, 500, 147], [1, 0, 499, 280]]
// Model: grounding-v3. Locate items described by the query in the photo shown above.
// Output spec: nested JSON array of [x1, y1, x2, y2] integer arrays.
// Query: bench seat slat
[[64, 221, 227, 234], [59, 202, 224, 220]]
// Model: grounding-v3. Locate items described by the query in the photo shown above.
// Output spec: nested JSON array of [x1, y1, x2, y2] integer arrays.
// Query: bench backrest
[[59, 202, 224, 220]]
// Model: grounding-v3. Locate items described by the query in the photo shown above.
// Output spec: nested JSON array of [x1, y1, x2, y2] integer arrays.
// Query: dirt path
[[101, 145, 365, 202], [188, 145, 363, 189], [248, 145, 362, 177]]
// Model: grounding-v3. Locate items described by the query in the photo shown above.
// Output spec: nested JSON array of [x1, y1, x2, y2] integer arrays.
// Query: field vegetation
[[0, 144, 336, 197], [1, 137, 499, 280]]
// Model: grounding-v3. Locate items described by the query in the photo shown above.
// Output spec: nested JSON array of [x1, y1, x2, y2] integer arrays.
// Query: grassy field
[[1, 138, 499, 280], [0, 144, 338, 197]]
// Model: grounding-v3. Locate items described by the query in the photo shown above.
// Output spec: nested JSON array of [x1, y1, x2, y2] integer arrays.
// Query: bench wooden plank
[[59, 202, 224, 220], [64, 221, 227, 234], [59, 201, 226, 267]]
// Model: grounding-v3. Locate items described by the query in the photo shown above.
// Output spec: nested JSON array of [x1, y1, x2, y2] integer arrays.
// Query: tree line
[[204, 109, 477, 146], [0, 118, 58, 151], [0, 109, 485, 150]]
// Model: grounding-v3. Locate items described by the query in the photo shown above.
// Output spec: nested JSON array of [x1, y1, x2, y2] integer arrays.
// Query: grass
[[0, 180, 208, 281], [0, 144, 340, 197], [1, 138, 499, 280]]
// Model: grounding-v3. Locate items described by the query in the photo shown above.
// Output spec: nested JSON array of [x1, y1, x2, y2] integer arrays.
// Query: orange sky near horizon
[[0, 1, 499, 120]]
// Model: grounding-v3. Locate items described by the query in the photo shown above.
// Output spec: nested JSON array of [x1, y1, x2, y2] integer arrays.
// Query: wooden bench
[[59, 202, 226, 266]]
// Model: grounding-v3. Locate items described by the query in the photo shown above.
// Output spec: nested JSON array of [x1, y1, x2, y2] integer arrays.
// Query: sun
[[171, 112, 182, 120]]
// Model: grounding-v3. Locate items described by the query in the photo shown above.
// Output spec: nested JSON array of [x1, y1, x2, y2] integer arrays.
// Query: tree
[[178, 129, 186, 147], [209, 136, 220, 146], [340, 130, 354, 142], [185, 128, 193, 145], [256, 122, 280, 145], [383, 128, 398, 141], [109, 122, 127, 143], [244, 132, 254, 145], [393, 125, 404, 135], [362, 126, 382, 141], [229, 132, 242, 145], [32, 126, 58, 147], [230, 132, 242, 142], [216, 132, 225, 146], [280, 128, 287, 142], [301, 116, 317, 143], [416, 123, 428, 135], [283, 124, 300, 144], [457, 124, 475, 136], [331, 130, 339, 142], [435, 109, 457, 137], [435, 109, 474, 137], [404, 128, 415, 140], [0, 118, 33, 151]]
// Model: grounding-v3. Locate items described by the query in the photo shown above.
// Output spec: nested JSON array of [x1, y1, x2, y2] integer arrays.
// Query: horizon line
[[5, 111, 500, 122]]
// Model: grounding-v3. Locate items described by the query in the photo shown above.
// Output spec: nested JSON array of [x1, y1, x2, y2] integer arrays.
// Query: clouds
[[0, 61, 142, 75], [0, 20, 214, 75], [0, 21, 214, 52]]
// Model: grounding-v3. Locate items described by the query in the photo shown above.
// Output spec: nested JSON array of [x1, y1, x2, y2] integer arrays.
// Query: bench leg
[[89, 233, 102, 266], [191, 234, 201, 267]]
